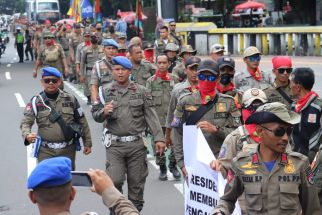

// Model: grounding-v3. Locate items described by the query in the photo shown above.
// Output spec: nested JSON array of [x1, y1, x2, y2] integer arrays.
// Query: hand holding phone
[[87, 169, 114, 195], [71, 171, 92, 187]]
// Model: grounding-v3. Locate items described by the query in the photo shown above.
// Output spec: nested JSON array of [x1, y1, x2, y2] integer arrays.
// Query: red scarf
[[199, 80, 217, 105], [187, 85, 199, 93], [242, 109, 261, 143], [247, 67, 261, 81], [217, 83, 235, 93], [295, 91, 319, 112], [117, 52, 126, 57], [84, 41, 91, 46], [153, 70, 171, 81], [144, 50, 154, 63]]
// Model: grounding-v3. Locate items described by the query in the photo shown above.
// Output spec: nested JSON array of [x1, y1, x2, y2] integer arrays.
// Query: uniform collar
[[273, 79, 290, 89], [252, 146, 289, 166]]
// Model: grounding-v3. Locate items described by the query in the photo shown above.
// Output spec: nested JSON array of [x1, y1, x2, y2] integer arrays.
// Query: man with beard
[[171, 59, 241, 179], [212, 102, 321, 215]]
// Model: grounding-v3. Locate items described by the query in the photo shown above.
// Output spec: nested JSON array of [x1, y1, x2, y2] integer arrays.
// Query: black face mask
[[220, 73, 234, 85], [91, 38, 98, 44]]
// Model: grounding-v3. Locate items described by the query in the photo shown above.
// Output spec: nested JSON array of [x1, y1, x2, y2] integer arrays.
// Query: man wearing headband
[[264, 56, 294, 108], [21, 67, 92, 170], [171, 59, 241, 179], [213, 102, 321, 215]]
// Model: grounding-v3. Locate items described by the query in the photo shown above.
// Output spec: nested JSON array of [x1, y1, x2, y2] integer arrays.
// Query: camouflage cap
[[246, 102, 300, 125], [210, 44, 224, 54], [179, 45, 197, 56], [243, 46, 261, 58], [83, 28, 91, 36], [116, 32, 127, 39], [164, 43, 179, 52], [242, 88, 267, 107]]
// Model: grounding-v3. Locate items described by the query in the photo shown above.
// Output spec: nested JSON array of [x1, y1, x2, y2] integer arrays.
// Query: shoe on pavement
[[159, 165, 168, 181], [169, 165, 181, 180]]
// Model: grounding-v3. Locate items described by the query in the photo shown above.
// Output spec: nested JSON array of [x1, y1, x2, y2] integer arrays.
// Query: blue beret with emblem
[[42, 67, 62, 78], [112, 56, 132, 70], [27, 157, 72, 189]]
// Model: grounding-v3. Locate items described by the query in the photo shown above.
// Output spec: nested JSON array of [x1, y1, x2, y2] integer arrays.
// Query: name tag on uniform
[[214, 112, 229, 118]]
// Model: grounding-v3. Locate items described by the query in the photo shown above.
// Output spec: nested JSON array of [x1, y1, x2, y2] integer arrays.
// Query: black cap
[[74, 23, 81, 29], [217, 57, 235, 69], [185, 56, 201, 68], [197, 60, 219, 75], [143, 41, 154, 50]]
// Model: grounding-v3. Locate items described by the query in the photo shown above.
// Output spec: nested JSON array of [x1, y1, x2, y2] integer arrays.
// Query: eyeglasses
[[277, 68, 293, 74], [260, 125, 293, 137], [198, 74, 217, 82], [248, 55, 261, 62], [43, 78, 59, 84]]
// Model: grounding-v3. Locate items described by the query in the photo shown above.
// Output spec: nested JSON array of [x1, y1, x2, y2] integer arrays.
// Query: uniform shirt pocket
[[244, 184, 262, 211], [129, 99, 144, 117], [36, 110, 51, 126], [61, 107, 75, 123], [151, 91, 163, 106], [279, 183, 299, 210]]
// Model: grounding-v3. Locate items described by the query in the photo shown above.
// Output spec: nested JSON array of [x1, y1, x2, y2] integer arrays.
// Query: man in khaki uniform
[[75, 29, 92, 81], [172, 45, 196, 82], [154, 26, 176, 56], [146, 55, 180, 181], [69, 23, 83, 83], [234, 46, 272, 92], [171, 59, 241, 179], [80, 33, 105, 104], [90, 39, 118, 103], [91, 56, 166, 213], [57, 23, 71, 77], [33, 31, 69, 80], [164, 43, 181, 73], [21, 67, 92, 170], [168, 21, 184, 47], [129, 44, 156, 86], [212, 88, 268, 176], [263, 56, 294, 108], [33, 25, 43, 59], [213, 102, 321, 215], [217, 56, 242, 108]]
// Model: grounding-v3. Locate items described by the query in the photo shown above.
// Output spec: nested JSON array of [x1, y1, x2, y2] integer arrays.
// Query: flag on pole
[[94, 0, 102, 22], [75, 0, 82, 22], [67, 0, 74, 17], [135, 0, 143, 38]]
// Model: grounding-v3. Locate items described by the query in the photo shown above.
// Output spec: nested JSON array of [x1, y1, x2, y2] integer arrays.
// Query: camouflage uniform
[[154, 37, 176, 56], [91, 81, 165, 211], [20, 91, 92, 170], [213, 145, 321, 215], [263, 80, 294, 108], [131, 59, 156, 86], [37, 43, 66, 73], [90, 57, 114, 89], [80, 45, 105, 97], [172, 62, 185, 82], [69, 32, 83, 79]]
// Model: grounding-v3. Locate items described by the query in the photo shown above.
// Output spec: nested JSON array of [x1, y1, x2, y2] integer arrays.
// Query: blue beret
[[112, 56, 132, 70], [42, 67, 62, 78], [27, 157, 72, 189], [102, 39, 119, 48]]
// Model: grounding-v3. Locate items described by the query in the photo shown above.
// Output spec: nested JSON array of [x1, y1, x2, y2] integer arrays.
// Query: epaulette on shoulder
[[287, 151, 309, 162], [178, 91, 192, 101], [232, 151, 251, 162]]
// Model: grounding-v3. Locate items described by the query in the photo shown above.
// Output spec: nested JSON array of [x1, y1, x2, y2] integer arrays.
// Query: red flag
[[95, 0, 101, 13]]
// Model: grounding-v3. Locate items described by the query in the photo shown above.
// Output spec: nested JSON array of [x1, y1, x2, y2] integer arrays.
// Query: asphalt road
[[1, 37, 322, 215]]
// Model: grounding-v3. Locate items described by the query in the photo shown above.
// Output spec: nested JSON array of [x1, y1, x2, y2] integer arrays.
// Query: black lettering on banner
[[190, 174, 217, 192], [190, 191, 218, 207], [186, 205, 210, 215]]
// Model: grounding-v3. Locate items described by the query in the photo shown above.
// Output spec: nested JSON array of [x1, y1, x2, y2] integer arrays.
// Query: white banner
[[183, 125, 241, 215]]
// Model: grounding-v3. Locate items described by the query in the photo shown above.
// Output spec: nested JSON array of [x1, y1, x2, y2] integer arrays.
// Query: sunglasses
[[43, 78, 59, 84], [198, 74, 217, 82], [43, 37, 52, 40], [260, 125, 293, 137], [277, 68, 293, 74], [248, 55, 261, 62]]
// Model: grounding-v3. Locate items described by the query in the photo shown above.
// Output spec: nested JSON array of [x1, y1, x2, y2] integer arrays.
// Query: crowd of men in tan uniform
[[18, 19, 322, 214]]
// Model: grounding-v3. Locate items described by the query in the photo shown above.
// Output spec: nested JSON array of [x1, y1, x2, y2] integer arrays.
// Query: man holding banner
[[171, 59, 241, 178], [213, 102, 321, 215]]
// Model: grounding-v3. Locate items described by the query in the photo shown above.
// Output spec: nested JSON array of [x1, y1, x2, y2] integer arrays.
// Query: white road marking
[[6, 64, 11, 68], [174, 183, 184, 194], [5, 71, 11, 80], [14, 93, 26, 107], [63, 81, 87, 102]]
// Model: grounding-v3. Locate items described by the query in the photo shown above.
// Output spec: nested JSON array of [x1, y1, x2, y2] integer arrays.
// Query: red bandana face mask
[[242, 109, 261, 143], [198, 80, 217, 104], [45, 39, 55, 47], [84, 41, 91, 46]]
